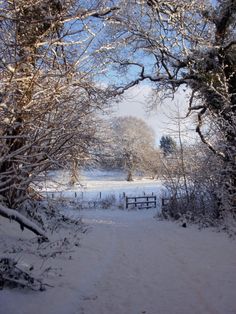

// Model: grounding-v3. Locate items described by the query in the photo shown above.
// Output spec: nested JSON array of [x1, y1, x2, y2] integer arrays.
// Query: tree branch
[[196, 108, 226, 160], [0, 204, 48, 241]]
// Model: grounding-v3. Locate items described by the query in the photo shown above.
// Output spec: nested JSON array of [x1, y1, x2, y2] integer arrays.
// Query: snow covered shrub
[[161, 192, 220, 226], [99, 194, 117, 209], [160, 143, 222, 226], [0, 199, 86, 291], [0, 258, 45, 291]]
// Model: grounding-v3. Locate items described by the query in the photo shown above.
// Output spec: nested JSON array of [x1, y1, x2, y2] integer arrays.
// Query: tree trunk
[[127, 171, 133, 181], [69, 158, 79, 185]]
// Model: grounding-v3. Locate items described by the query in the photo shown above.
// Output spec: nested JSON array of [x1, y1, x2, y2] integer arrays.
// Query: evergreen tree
[[160, 136, 177, 157]]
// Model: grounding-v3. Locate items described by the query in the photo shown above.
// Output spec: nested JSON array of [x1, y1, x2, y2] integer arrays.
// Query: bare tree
[[112, 116, 156, 181], [159, 108, 223, 223], [100, 0, 236, 215], [0, 0, 118, 232], [142, 148, 161, 179]]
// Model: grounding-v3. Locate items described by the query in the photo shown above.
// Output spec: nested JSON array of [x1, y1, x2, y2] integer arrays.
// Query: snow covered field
[[38, 169, 164, 203], [1, 170, 236, 314]]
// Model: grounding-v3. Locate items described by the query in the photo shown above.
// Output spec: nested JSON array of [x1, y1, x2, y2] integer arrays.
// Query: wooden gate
[[125, 195, 157, 210]]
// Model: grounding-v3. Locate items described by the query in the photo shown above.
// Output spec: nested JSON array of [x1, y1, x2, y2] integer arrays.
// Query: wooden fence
[[125, 195, 157, 210]]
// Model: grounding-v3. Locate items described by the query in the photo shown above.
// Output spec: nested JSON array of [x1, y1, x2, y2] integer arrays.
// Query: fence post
[[161, 198, 164, 206]]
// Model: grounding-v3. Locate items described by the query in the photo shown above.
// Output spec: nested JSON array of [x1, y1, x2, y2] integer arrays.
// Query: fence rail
[[125, 195, 157, 210]]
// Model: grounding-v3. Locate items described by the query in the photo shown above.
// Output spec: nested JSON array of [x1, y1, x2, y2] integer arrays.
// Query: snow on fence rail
[[125, 195, 157, 210]]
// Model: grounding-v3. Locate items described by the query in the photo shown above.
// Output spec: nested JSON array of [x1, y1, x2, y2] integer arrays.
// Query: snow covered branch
[[0, 204, 48, 240]]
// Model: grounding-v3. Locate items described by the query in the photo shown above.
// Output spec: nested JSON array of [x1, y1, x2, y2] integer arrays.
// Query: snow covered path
[[74, 210, 236, 314], [1, 209, 236, 314]]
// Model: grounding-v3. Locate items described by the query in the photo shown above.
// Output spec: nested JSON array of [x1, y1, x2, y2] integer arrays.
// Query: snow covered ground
[[1, 208, 236, 314], [1, 170, 236, 314]]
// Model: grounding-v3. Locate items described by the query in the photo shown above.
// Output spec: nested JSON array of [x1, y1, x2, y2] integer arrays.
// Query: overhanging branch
[[0, 205, 48, 241]]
